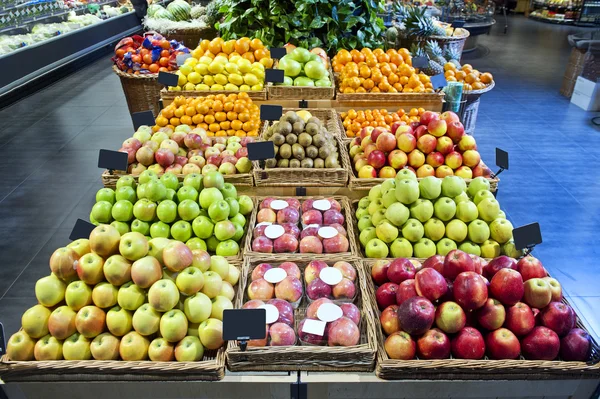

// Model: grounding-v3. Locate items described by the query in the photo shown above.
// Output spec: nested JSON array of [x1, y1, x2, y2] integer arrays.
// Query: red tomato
[[160, 40, 171, 50], [142, 54, 153, 65], [159, 57, 169, 67]]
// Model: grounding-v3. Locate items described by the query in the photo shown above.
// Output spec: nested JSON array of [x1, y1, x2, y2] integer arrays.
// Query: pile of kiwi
[[263, 111, 340, 169]]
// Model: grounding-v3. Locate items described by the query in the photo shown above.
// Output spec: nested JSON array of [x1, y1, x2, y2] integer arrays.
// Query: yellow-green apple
[[7, 331, 35, 361], [103, 254, 132, 287], [416, 328, 450, 359], [67, 238, 91, 257], [455, 166, 473, 179], [443, 249, 475, 280], [455, 201, 478, 223], [176, 267, 205, 295], [187, 238, 207, 251], [201, 271, 223, 299], [90, 333, 120, 360], [210, 296, 233, 320], [119, 232, 149, 261], [117, 282, 146, 311], [184, 292, 212, 323], [92, 282, 118, 308], [160, 309, 188, 342], [384, 331, 416, 360], [219, 281, 235, 301], [416, 164, 435, 178], [75, 306, 105, 338], [422, 219, 444, 242], [521, 326, 560, 360], [106, 306, 133, 336], [476, 198, 500, 222], [198, 318, 224, 349], [89, 224, 121, 258], [225, 264, 240, 285], [560, 328, 591, 361], [191, 249, 211, 272], [397, 296, 435, 335], [388, 150, 408, 169], [542, 277, 562, 301], [119, 331, 149, 361], [147, 237, 171, 265], [473, 189, 494, 205], [22, 304, 51, 338], [148, 279, 180, 312], [462, 149, 481, 168], [524, 278, 552, 309], [209, 256, 230, 280], [490, 268, 523, 306], [187, 322, 200, 337], [444, 151, 463, 170], [379, 166, 397, 178], [62, 333, 92, 360], [466, 219, 489, 244], [34, 334, 63, 360], [485, 327, 520, 359], [476, 298, 505, 330], [435, 301, 466, 333], [35, 274, 66, 307], [149, 337, 175, 361], [49, 247, 79, 281], [163, 241, 194, 272], [132, 303, 161, 336], [459, 241, 481, 256], [365, 237, 390, 258], [489, 218, 513, 244], [435, 165, 454, 178], [131, 256, 162, 289], [407, 149, 425, 168], [76, 252, 105, 285], [48, 306, 77, 339], [433, 197, 456, 222], [540, 302, 575, 337], [380, 305, 401, 335], [358, 165, 377, 178], [517, 256, 547, 281], [451, 327, 485, 359], [175, 336, 205, 361], [453, 272, 487, 310], [445, 219, 467, 242], [413, 237, 436, 258], [480, 239, 501, 258], [457, 134, 476, 151]]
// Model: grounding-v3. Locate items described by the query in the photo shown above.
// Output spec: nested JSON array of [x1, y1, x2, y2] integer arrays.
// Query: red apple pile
[[349, 111, 493, 180], [305, 261, 357, 301], [247, 262, 303, 304], [299, 299, 361, 346], [376, 252, 592, 362], [251, 197, 350, 254]]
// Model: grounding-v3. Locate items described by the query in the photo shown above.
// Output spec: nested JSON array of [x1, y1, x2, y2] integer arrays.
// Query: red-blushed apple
[[275, 276, 303, 303], [120, 147, 137, 164], [368, 150, 387, 169], [490, 268, 524, 306], [417, 134, 437, 154], [358, 165, 377, 178], [443, 250, 475, 280], [408, 149, 425, 168], [396, 279, 418, 305], [542, 277, 562, 301], [379, 166, 397, 178], [376, 132, 397, 153], [277, 207, 300, 224], [302, 209, 323, 226], [247, 278, 274, 300], [453, 272, 488, 311], [371, 260, 390, 285], [455, 166, 473, 179], [380, 305, 401, 335], [328, 317, 360, 347], [560, 328, 591, 361], [256, 208, 276, 224], [462, 150, 481, 168], [388, 150, 408, 169], [451, 327, 485, 359], [435, 165, 454, 178], [416, 164, 435, 178], [251, 263, 273, 281], [540, 302, 575, 337], [280, 262, 302, 280], [267, 298, 295, 326], [422, 255, 444, 275], [323, 234, 349, 253], [298, 318, 325, 345], [486, 328, 520, 359], [393, 124, 412, 137], [472, 163, 484, 177], [371, 127, 385, 143], [426, 152, 445, 168], [476, 298, 506, 330], [333, 261, 356, 281], [397, 132, 417, 153], [517, 256, 547, 281], [305, 261, 328, 284], [252, 236, 273, 253], [420, 111, 440, 126], [441, 111, 460, 124], [435, 301, 466, 333], [274, 233, 299, 253], [428, 119, 447, 137], [75, 306, 106, 339], [323, 209, 345, 226], [415, 268, 448, 301], [483, 255, 517, 280], [306, 278, 332, 301], [505, 302, 535, 336], [340, 303, 361, 325], [445, 151, 463, 169], [446, 121, 465, 143], [306, 297, 332, 319], [417, 328, 451, 359], [436, 136, 454, 155], [397, 296, 435, 335], [364, 144, 378, 158], [360, 126, 375, 140], [49, 247, 80, 281], [523, 278, 552, 309], [521, 326, 560, 360], [387, 258, 416, 284], [457, 134, 477, 151], [376, 282, 399, 310], [385, 331, 416, 360]]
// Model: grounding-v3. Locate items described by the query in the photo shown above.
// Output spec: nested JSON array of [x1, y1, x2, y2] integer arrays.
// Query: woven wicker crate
[[113, 66, 162, 117], [267, 67, 335, 100], [161, 87, 267, 102], [336, 91, 445, 112], [360, 259, 600, 380], [101, 170, 254, 189], [158, 27, 218, 49], [226, 257, 377, 372], [243, 195, 360, 262]]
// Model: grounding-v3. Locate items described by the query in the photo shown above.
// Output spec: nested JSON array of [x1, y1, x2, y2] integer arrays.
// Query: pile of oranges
[[192, 37, 273, 66], [332, 48, 434, 94], [153, 92, 261, 137], [341, 108, 428, 137], [444, 63, 494, 92]]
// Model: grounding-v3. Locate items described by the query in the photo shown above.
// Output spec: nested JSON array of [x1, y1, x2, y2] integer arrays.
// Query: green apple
[[357, 215, 374, 231], [201, 271, 223, 299], [148, 279, 180, 312], [107, 306, 134, 336], [480, 239, 501, 258], [490, 218, 513, 244], [395, 179, 420, 205], [216, 240, 239, 256], [165, 188, 177, 201], [192, 216, 214, 239], [467, 176, 491, 198], [365, 238, 389, 258], [117, 282, 146, 311], [119, 232, 149, 261], [410, 199, 434, 223], [458, 240, 481, 256], [226, 265, 240, 285], [433, 197, 456, 221], [382, 188, 397, 208], [206, 236, 220, 252], [65, 281, 93, 311], [390, 238, 413, 258], [436, 237, 458, 256], [160, 173, 180, 191], [473, 189, 495, 205], [395, 169, 417, 183], [232, 223, 244, 242], [139, 169, 158, 185], [150, 221, 170, 238], [7, 331, 35, 361], [67, 238, 91, 257], [183, 173, 203, 191], [104, 254, 132, 286], [225, 197, 239, 217], [175, 336, 205, 361], [96, 188, 115, 204], [145, 180, 167, 202], [178, 199, 201, 221], [419, 176, 442, 200], [454, 192, 470, 204], [91, 201, 113, 224], [184, 292, 213, 323], [160, 309, 188, 343], [381, 179, 396, 195], [424, 218, 445, 241], [120, 331, 150, 361], [132, 303, 161, 336], [92, 282, 118, 309], [171, 220, 193, 242], [148, 237, 171, 263], [359, 227, 377, 248], [111, 221, 130, 236], [414, 238, 436, 258], [89, 212, 99, 226], [402, 218, 424, 242], [209, 256, 230, 280], [116, 175, 136, 190], [477, 198, 500, 222], [358, 197, 371, 209], [176, 266, 205, 295], [497, 210, 506, 219], [214, 220, 236, 241], [208, 200, 230, 222], [238, 195, 254, 215], [220, 183, 237, 199], [355, 207, 369, 219], [385, 202, 410, 227], [204, 171, 225, 189], [62, 333, 92, 360], [502, 240, 523, 258], [157, 200, 178, 223], [210, 295, 233, 320], [136, 183, 147, 200], [115, 186, 137, 203], [368, 199, 383, 216], [22, 304, 51, 338], [467, 219, 490, 243], [375, 221, 399, 243], [199, 187, 224, 210], [371, 209, 387, 226], [441, 176, 466, 198], [198, 318, 224, 350], [133, 199, 157, 222], [35, 274, 66, 307], [177, 186, 199, 202], [230, 213, 246, 227], [368, 184, 383, 201], [131, 219, 150, 236], [446, 219, 468, 242], [456, 200, 478, 223]]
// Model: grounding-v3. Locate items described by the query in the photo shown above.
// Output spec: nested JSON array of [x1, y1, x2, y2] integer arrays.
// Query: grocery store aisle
[[0, 15, 599, 343]]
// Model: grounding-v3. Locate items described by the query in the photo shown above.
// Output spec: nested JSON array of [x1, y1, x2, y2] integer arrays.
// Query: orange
[[185, 106, 196, 116], [213, 101, 224, 112], [220, 121, 231, 130], [174, 108, 185, 118], [250, 38, 264, 51], [162, 108, 174, 119], [242, 52, 255, 62], [242, 121, 253, 132], [455, 71, 466, 81], [209, 123, 220, 132], [227, 111, 238, 121], [444, 70, 455, 79], [238, 112, 250, 122], [393, 82, 403, 91], [234, 38, 250, 54], [192, 114, 204, 124], [215, 112, 227, 122], [231, 120, 243, 130], [465, 73, 478, 84], [156, 116, 168, 127], [254, 48, 269, 60], [337, 49, 352, 65], [204, 114, 216, 124], [180, 115, 192, 125], [199, 39, 210, 52], [480, 72, 493, 84], [472, 82, 485, 90], [222, 40, 236, 54], [170, 117, 180, 126], [208, 38, 223, 54], [373, 48, 384, 56], [377, 53, 390, 63]]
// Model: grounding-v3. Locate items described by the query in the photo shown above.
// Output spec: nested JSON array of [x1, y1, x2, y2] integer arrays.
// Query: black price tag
[[430, 73, 448, 89], [131, 110, 155, 130], [176, 53, 191, 66], [247, 142, 275, 161], [451, 19, 466, 28], [98, 149, 129, 172], [299, 100, 308, 108], [513, 223, 542, 251], [158, 71, 179, 87], [223, 309, 267, 341], [412, 56, 428, 69], [265, 68, 285, 83], [69, 219, 96, 240], [0, 322, 5, 358], [270, 47, 287, 59], [260, 104, 283, 121], [496, 148, 509, 170], [296, 187, 306, 196]]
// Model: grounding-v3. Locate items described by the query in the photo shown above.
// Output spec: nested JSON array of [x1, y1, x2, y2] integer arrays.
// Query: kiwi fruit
[[265, 158, 277, 168], [278, 121, 292, 135], [305, 123, 319, 136], [318, 146, 331, 159], [286, 134, 298, 145], [306, 117, 322, 127], [325, 155, 339, 168], [314, 158, 325, 168], [274, 145, 279, 156], [277, 159, 289, 168], [292, 121, 305, 134], [298, 133, 312, 147], [312, 134, 325, 148], [301, 158, 314, 168], [292, 143, 305, 160], [306, 145, 318, 159], [289, 159, 301, 168], [272, 133, 285, 146], [283, 111, 300, 125], [279, 143, 292, 159]]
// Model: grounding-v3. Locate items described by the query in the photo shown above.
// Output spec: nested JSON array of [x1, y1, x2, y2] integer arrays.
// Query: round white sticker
[[255, 222, 273, 228], [265, 224, 285, 239], [319, 267, 343, 285], [264, 268, 287, 284], [306, 224, 320, 229], [270, 200, 289, 210], [313, 199, 331, 211], [318, 226, 338, 239], [259, 304, 280, 324], [317, 303, 343, 323]]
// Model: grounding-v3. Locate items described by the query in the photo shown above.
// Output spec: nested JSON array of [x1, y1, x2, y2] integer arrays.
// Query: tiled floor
[[0, 15, 599, 344]]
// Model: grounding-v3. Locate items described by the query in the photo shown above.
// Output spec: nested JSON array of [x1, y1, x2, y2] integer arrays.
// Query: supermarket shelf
[[529, 13, 577, 23]]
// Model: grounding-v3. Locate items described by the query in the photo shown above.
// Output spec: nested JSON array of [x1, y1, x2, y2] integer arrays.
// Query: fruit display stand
[[113, 67, 163, 117], [266, 67, 336, 101], [161, 87, 268, 105], [461, 81, 495, 135], [226, 258, 377, 372]]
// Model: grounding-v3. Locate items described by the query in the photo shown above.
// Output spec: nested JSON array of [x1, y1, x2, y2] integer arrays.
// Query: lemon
[[184, 82, 196, 91], [179, 64, 193, 76], [251, 83, 263, 91], [243, 73, 258, 86], [196, 83, 210, 91], [239, 84, 250, 91], [214, 73, 228, 85], [204, 75, 215, 86], [251, 67, 265, 78], [199, 56, 213, 65], [194, 63, 209, 75], [208, 61, 224, 74], [228, 73, 244, 86], [225, 62, 239, 75], [184, 57, 198, 66], [224, 83, 239, 91], [237, 59, 252, 73], [177, 74, 188, 86], [187, 72, 202, 84], [252, 62, 265, 70], [191, 48, 203, 59], [214, 55, 228, 65], [211, 84, 225, 91], [229, 55, 241, 63], [168, 86, 181, 91]]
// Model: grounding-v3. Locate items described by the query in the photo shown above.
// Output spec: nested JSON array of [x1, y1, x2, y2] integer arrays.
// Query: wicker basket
[[161, 87, 267, 102], [361, 259, 600, 380], [336, 91, 445, 110], [158, 27, 218, 49], [243, 195, 360, 262], [101, 170, 254, 189], [113, 66, 162, 117], [462, 81, 495, 135], [226, 258, 378, 372], [267, 67, 336, 100]]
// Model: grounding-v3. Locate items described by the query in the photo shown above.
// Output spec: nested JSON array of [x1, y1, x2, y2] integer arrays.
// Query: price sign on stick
[[265, 69, 285, 83], [247, 142, 275, 160], [260, 104, 283, 121], [412, 56, 428, 69], [131, 110, 155, 130], [223, 309, 267, 351], [69, 219, 96, 240], [98, 149, 128, 173], [431, 73, 448, 90], [513, 223, 542, 256], [495, 148, 509, 175], [270, 47, 287, 59], [157, 71, 179, 87]]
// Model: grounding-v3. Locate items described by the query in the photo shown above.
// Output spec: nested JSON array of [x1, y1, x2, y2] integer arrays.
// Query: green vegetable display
[[216, 0, 386, 54]]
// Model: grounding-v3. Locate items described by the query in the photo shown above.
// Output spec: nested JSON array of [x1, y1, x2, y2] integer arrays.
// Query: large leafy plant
[[217, 0, 386, 54]]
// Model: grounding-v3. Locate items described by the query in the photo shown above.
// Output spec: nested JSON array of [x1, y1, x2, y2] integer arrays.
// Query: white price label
[[317, 303, 343, 323], [259, 304, 279, 324], [302, 319, 327, 336], [270, 200, 289, 210], [313, 199, 331, 211], [264, 268, 287, 284], [255, 222, 273, 228], [265, 224, 285, 239], [318, 226, 337, 239], [319, 267, 343, 285]]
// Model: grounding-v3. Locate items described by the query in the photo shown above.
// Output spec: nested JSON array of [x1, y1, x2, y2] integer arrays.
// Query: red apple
[[505, 302, 535, 336], [388, 150, 408, 170], [523, 278, 552, 309], [427, 119, 447, 137], [540, 302, 575, 337], [360, 126, 374, 140], [417, 134, 437, 154], [396, 279, 417, 305], [371, 260, 390, 286], [371, 127, 385, 143], [376, 283, 399, 310], [387, 258, 416, 284], [417, 328, 450, 359], [385, 331, 416, 360], [340, 303, 361, 326], [521, 326, 560, 360], [517, 256, 546, 281], [420, 111, 439, 126], [483, 255, 517, 280], [440, 111, 460, 124], [425, 152, 444, 168], [560, 328, 591, 361], [490, 268, 524, 306], [451, 327, 485, 359], [368, 150, 386, 169], [376, 132, 397, 153], [453, 272, 488, 311], [486, 328, 520, 359], [380, 305, 401, 335], [443, 250, 475, 281], [446, 121, 465, 143], [415, 268, 448, 302], [435, 301, 466, 334], [422, 255, 444, 275], [397, 296, 435, 335], [476, 298, 506, 330]]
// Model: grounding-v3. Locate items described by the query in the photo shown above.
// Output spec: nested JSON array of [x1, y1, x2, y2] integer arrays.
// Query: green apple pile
[[6, 224, 240, 362], [276, 47, 331, 87], [91, 170, 253, 257], [356, 174, 518, 258]]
